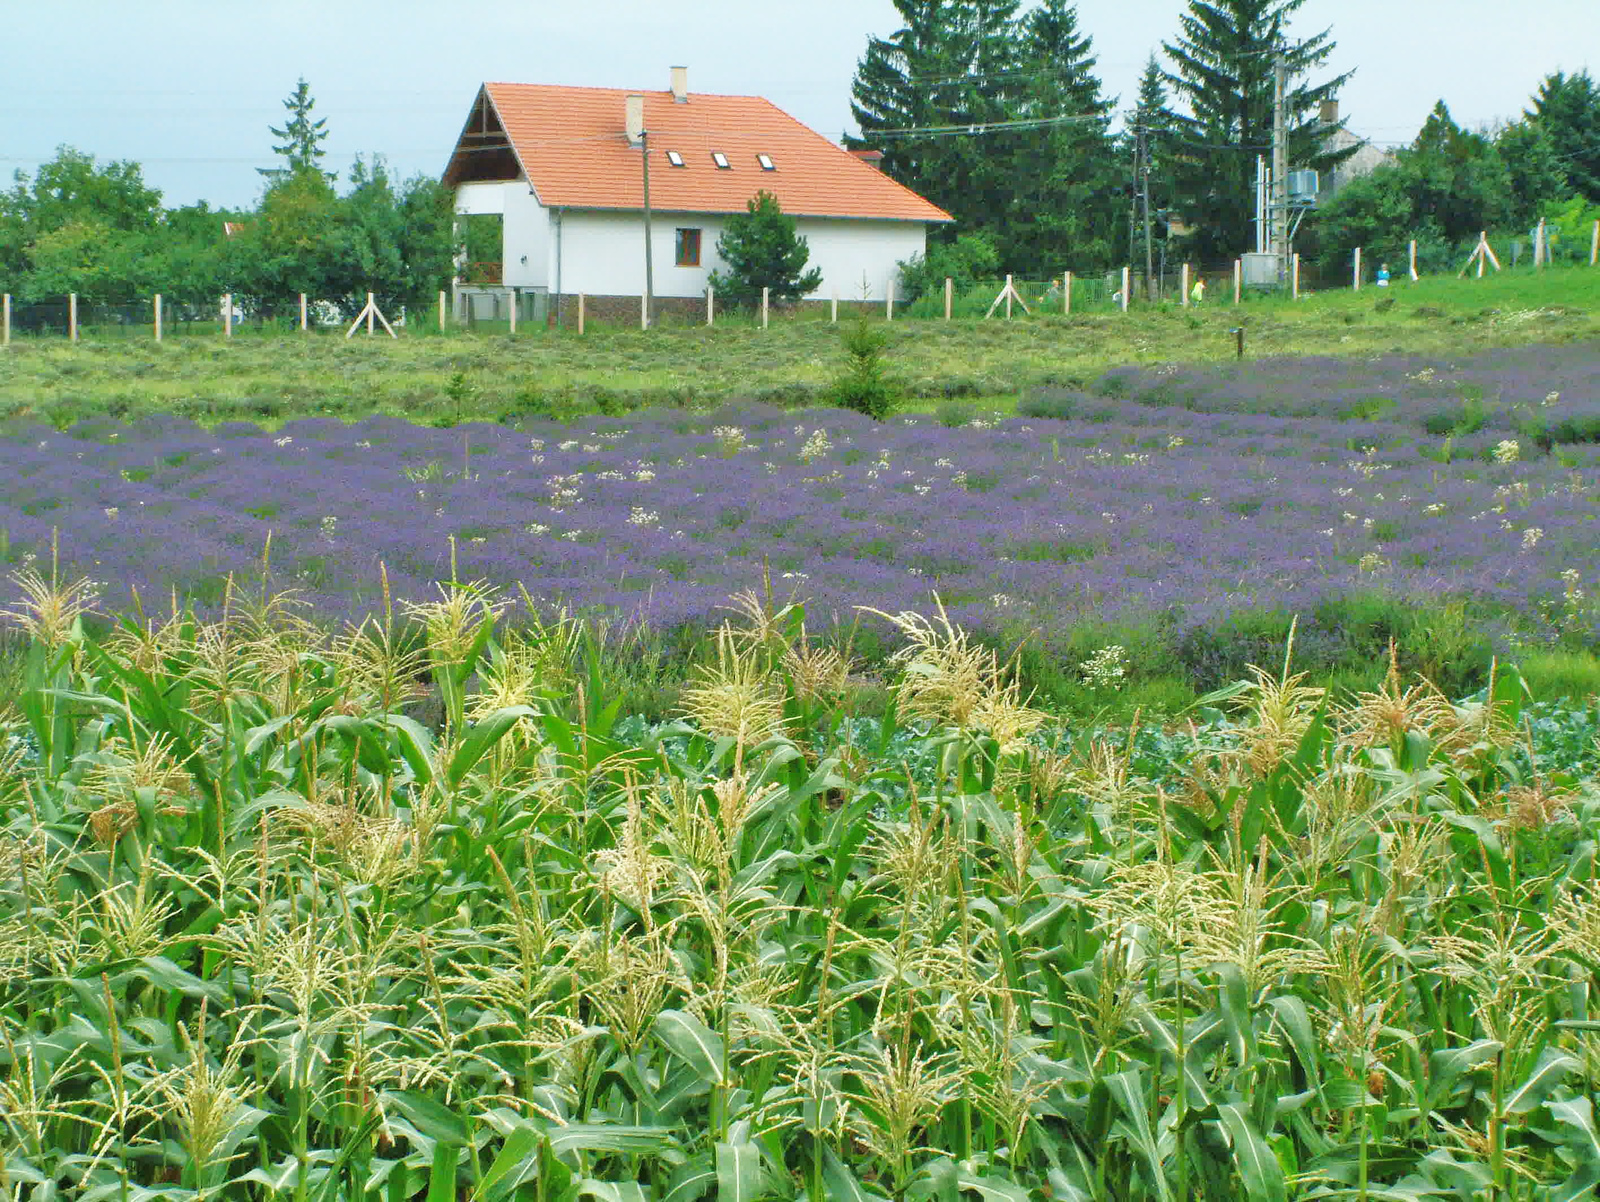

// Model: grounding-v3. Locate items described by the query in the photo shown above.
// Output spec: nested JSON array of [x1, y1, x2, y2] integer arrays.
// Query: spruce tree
[[1162, 0, 1352, 259], [260, 77, 332, 181], [850, 2, 1026, 251], [1529, 70, 1600, 200], [707, 191, 823, 305], [1003, 1, 1118, 268]]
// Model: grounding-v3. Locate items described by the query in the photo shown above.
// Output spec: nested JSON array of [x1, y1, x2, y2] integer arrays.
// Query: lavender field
[[4, 343, 1597, 668]]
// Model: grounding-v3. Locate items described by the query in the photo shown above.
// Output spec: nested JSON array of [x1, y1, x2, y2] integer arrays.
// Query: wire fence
[[3, 222, 1596, 344]]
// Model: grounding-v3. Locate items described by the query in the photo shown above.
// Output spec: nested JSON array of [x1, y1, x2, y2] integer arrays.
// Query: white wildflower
[[1079, 645, 1128, 690]]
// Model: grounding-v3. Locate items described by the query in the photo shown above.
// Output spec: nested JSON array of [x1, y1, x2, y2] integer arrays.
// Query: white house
[[443, 69, 952, 321]]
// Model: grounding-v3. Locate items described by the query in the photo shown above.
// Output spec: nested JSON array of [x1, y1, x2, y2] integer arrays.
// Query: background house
[[444, 69, 953, 323], [1315, 100, 1393, 206]]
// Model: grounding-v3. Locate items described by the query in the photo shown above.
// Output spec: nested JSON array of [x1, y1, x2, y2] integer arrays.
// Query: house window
[[757, 153, 775, 171], [666, 150, 685, 167], [711, 151, 730, 169], [675, 228, 702, 267]]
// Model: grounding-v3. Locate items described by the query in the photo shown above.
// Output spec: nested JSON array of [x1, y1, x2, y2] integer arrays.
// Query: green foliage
[[0, 147, 167, 298], [1530, 68, 1600, 200], [707, 190, 822, 306], [3, 588, 1600, 1200], [897, 231, 1000, 303], [259, 75, 333, 182], [225, 157, 458, 318], [1308, 99, 1586, 276], [1162, 0, 1354, 261], [849, 0, 1121, 273], [830, 318, 900, 419]]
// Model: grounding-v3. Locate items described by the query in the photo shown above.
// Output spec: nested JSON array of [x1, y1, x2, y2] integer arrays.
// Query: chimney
[[625, 94, 645, 146], [1320, 99, 1340, 126], [670, 66, 688, 104], [849, 149, 885, 171]]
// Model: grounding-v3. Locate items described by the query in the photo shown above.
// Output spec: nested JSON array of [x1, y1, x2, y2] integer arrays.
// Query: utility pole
[[1272, 48, 1289, 284], [641, 128, 655, 329], [1140, 121, 1155, 301]]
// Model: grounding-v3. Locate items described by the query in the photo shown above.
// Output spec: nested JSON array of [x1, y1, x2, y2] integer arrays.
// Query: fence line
[[2, 231, 1596, 347]]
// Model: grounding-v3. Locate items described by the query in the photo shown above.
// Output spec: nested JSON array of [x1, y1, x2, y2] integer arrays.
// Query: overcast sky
[[2, 1, 1594, 211]]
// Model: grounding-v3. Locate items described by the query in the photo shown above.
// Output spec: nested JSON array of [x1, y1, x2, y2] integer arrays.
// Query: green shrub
[[1017, 389, 1080, 420], [829, 318, 900, 420]]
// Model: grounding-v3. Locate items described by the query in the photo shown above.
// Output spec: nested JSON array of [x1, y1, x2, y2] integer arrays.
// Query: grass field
[[2, 266, 1598, 428]]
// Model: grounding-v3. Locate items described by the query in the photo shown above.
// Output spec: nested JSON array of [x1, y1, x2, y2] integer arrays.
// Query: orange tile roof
[[473, 82, 952, 224]]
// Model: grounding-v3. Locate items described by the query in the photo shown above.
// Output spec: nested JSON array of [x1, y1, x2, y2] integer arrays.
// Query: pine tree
[[1529, 70, 1600, 200], [1127, 54, 1178, 283], [1002, 0, 1119, 268], [849, 2, 1027, 251], [707, 191, 823, 305], [259, 77, 332, 181], [1162, 0, 1353, 259]]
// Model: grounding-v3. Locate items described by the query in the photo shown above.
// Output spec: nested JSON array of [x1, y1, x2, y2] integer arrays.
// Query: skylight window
[[757, 154, 776, 171], [666, 150, 685, 167], [711, 151, 731, 170]]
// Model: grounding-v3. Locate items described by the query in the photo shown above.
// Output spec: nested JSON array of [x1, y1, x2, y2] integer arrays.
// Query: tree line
[[0, 79, 455, 319], [856, 0, 1600, 287]]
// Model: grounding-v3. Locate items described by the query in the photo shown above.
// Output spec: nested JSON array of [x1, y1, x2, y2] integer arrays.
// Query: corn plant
[[1, 570, 1598, 1201]]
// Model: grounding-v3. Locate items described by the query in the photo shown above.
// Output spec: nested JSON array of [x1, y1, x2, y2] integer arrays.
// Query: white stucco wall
[[454, 182, 506, 216], [501, 186, 550, 289], [797, 218, 930, 303], [453, 180, 550, 289], [551, 209, 929, 301], [456, 180, 932, 301]]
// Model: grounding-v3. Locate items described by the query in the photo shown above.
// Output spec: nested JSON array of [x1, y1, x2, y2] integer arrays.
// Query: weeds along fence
[[3, 223, 1597, 346]]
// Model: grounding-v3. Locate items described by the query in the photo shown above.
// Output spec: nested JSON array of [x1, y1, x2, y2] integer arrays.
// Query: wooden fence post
[[706, 285, 714, 327], [886, 279, 894, 321], [640, 291, 647, 331], [509, 291, 517, 335], [944, 277, 952, 321], [1063, 271, 1071, 316], [1120, 266, 1129, 312], [578, 294, 586, 335], [2, 294, 9, 347], [1292, 254, 1301, 300], [1233, 259, 1242, 304], [1478, 232, 1487, 278], [1591, 220, 1598, 266], [154, 294, 162, 342], [1181, 263, 1191, 306], [366, 292, 375, 336], [223, 293, 233, 339], [70, 293, 79, 341], [438, 290, 446, 331], [830, 288, 837, 324], [1535, 218, 1546, 269], [300, 293, 308, 332], [1353, 248, 1362, 290], [762, 286, 770, 330], [1409, 240, 1418, 281]]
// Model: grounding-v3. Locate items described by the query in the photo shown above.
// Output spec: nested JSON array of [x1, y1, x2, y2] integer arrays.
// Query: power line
[[866, 111, 1109, 140]]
